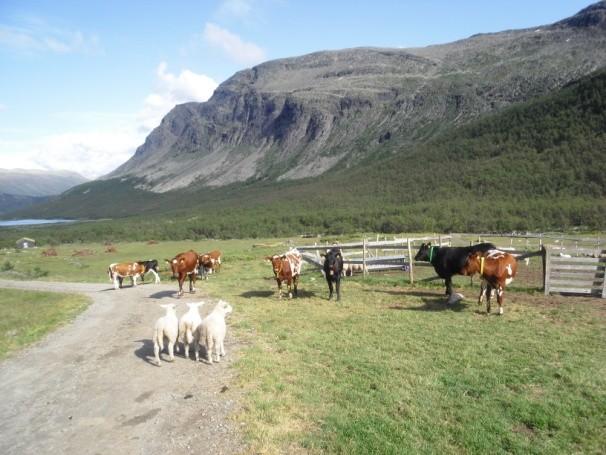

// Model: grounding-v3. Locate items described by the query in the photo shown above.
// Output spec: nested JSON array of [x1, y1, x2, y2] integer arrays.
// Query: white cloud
[[217, 0, 254, 19], [0, 20, 100, 54], [0, 64, 218, 179], [203, 22, 265, 65], [137, 62, 218, 132], [0, 128, 142, 179]]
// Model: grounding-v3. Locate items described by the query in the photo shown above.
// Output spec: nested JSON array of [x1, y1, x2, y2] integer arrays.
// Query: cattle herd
[[108, 242, 520, 364]]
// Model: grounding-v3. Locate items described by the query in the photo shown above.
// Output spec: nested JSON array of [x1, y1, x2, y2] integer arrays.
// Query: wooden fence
[[544, 248, 606, 298]]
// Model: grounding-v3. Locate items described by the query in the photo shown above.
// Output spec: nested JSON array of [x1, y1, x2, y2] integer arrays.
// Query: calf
[[108, 260, 160, 289], [265, 248, 302, 299], [197, 250, 222, 279], [462, 249, 518, 315], [414, 242, 496, 301], [137, 259, 161, 284], [322, 247, 344, 301]]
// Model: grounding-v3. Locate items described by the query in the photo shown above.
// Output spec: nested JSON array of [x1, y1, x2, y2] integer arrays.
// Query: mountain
[[15, 66, 606, 235], [0, 169, 87, 215], [106, 2, 606, 193]]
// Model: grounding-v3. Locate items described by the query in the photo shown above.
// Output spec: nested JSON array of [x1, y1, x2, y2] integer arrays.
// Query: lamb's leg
[[167, 339, 175, 361], [220, 340, 226, 357], [206, 335, 214, 364], [214, 337, 221, 362]]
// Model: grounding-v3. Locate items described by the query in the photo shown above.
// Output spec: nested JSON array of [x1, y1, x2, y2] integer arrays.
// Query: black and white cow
[[322, 247, 344, 301], [138, 259, 160, 283], [414, 242, 495, 300]]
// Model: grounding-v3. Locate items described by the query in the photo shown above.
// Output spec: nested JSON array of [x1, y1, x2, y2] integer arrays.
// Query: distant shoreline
[[0, 219, 76, 227]]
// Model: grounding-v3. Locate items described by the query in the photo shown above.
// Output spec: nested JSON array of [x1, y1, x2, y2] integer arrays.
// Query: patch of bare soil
[[0, 280, 245, 455]]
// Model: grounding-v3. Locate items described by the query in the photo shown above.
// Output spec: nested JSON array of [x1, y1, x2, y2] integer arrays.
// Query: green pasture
[[0, 238, 604, 453], [0, 288, 90, 360]]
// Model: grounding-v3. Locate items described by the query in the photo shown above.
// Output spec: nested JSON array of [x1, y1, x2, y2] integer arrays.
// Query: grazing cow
[[414, 242, 496, 301], [108, 260, 161, 290], [265, 248, 302, 299], [165, 250, 199, 297], [197, 249, 222, 279], [322, 247, 344, 301], [461, 249, 518, 315]]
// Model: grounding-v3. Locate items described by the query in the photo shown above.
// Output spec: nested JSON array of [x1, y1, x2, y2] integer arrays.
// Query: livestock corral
[[0, 235, 604, 454]]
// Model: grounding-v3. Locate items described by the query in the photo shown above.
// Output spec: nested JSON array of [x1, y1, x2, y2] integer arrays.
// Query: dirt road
[[0, 280, 244, 455]]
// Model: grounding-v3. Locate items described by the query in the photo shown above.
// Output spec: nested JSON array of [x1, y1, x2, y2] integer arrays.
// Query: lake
[[0, 219, 76, 227]]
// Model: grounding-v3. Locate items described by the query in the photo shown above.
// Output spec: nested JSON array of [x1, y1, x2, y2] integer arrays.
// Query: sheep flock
[[153, 300, 233, 366]]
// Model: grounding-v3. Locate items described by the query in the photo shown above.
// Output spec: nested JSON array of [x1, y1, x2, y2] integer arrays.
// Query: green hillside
[[7, 68, 606, 243]]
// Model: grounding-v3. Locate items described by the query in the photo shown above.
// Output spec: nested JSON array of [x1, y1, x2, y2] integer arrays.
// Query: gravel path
[[0, 280, 244, 455]]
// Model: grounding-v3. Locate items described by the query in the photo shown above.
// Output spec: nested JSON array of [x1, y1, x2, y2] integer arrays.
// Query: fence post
[[363, 238, 368, 278], [543, 246, 550, 295], [407, 238, 414, 285]]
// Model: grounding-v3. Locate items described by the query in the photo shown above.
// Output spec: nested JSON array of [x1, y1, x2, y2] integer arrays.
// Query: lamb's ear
[[160, 304, 169, 309]]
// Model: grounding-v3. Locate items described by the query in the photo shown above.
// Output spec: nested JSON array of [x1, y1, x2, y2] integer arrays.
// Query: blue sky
[[0, 0, 595, 178]]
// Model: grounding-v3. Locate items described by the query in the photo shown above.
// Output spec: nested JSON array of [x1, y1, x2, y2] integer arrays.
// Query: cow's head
[[414, 243, 432, 262], [265, 255, 286, 277], [165, 257, 182, 279], [322, 248, 343, 277]]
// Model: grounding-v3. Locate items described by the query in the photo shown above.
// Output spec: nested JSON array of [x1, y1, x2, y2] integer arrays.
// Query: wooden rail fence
[[544, 248, 606, 298]]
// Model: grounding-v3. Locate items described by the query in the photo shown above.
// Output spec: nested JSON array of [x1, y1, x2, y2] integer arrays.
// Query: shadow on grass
[[240, 289, 317, 299], [390, 298, 469, 312]]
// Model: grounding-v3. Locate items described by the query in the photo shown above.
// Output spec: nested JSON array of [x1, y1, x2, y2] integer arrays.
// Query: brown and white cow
[[166, 250, 199, 297], [108, 260, 160, 290], [198, 249, 222, 279], [461, 249, 518, 315], [265, 248, 302, 299]]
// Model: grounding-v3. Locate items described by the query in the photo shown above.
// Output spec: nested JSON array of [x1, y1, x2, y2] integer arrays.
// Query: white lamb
[[194, 300, 233, 363], [177, 301, 206, 360], [152, 303, 178, 366]]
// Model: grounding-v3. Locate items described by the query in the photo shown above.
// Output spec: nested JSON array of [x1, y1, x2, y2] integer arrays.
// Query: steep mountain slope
[[18, 67, 606, 234], [0, 169, 87, 215], [107, 2, 606, 192]]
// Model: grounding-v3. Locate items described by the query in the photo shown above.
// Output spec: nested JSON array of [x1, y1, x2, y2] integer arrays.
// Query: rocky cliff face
[[108, 2, 606, 193]]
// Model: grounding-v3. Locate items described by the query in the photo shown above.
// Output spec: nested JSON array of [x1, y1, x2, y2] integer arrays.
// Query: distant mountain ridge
[[0, 169, 87, 216], [107, 1, 606, 192]]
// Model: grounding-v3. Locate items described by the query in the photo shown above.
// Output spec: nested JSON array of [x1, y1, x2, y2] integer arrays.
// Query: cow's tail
[[515, 251, 542, 262], [108, 266, 114, 282]]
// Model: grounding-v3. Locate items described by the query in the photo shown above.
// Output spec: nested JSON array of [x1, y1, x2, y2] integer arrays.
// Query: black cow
[[137, 259, 160, 283], [322, 248, 344, 301], [414, 242, 496, 299]]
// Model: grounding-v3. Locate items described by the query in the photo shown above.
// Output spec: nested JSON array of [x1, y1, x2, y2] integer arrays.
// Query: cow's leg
[[276, 279, 282, 299], [113, 276, 120, 290], [118, 276, 124, 289], [478, 280, 487, 305], [336, 278, 341, 301], [190, 275, 196, 293], [132, 275, 137, 287], [293, 275, 298, 297], [496, 285, 504, 315], [177, 275, 184, 297], [287, 279, 293, 299], [445, 276, 453, 297], [486, 283, 492, 314], [327, 278, 334, 300]]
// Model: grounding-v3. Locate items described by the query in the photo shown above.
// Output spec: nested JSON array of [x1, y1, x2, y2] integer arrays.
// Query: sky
[[0, 0, 596, 179]]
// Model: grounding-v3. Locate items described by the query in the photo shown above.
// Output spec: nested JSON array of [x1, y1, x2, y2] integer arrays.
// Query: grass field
[[0, 288, 90, 360], [1, 238, 604, 453]]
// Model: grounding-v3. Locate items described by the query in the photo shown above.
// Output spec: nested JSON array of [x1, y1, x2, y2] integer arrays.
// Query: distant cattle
[[322, 247, 344, 301], [342, 263, 365, 277], [461, 249, 518, 315], [165, 250, 199, 297], [198, 250, 222, 279], [266, 248, 302, 299], [108, 260, 160, 290], [414, 242, 496, 302]]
